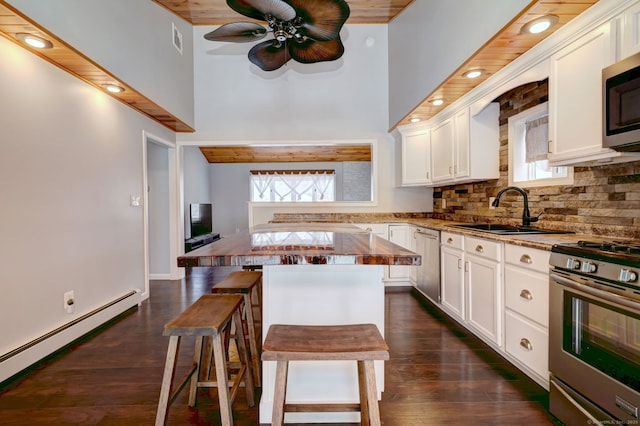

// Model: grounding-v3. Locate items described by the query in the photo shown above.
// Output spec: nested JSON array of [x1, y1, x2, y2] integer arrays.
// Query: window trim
[[508, 102, 573, 188]]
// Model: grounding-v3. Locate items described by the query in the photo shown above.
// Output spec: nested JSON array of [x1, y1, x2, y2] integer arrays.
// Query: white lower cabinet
[[465, 236, 502, 347], [440, 232, 465, 320], [440, 232, 502, 348], [503, 244, 551, 389], [388, 224, 414, 284]]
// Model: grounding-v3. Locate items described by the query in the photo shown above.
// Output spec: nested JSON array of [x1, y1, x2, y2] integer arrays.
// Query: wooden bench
[[155, 294, 254, 426], [262, 323, 389, 426], [212, 270, 262, 386]]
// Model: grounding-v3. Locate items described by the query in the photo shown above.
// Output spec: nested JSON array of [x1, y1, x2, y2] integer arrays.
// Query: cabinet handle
[[520, 254, 533, 264], [548, 140, 552, 153], [520, 289, 533, 301], [449, 166, 452, 174], [365, 227, 372, 232], [447, 237, 453, 244], [475, 245, 484, 253], [426, 171, 429, 179], [464, 261, 469, 272], [520, 338, 533, 351], [457, 259, 462, 269]]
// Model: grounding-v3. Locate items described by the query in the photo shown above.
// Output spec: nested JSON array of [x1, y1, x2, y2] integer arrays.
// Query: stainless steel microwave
[[603, 52, 640, 152]]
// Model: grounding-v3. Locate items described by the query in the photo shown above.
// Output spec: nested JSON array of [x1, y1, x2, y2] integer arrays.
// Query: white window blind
[[250, 170, 335, 202]]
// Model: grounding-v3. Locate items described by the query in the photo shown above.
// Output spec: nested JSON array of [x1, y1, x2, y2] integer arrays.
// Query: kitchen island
[[177, 223, 420, 423]]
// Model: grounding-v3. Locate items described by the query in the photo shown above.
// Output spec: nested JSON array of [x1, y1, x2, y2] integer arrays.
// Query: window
[[508, 102, 573, 187], [250, 170, 335, 202]]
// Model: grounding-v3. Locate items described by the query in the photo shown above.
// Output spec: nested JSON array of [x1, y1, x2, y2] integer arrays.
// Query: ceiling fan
[[204, 0, 350, 71]]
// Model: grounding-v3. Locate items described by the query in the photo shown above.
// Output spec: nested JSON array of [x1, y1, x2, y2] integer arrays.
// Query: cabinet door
[[549, 23, 615, 164], [431, 119, 455, 182], [622, 2, 640, 58], [441, 245, 464, 320], [466, 253, 502, 346], [453, 108, 470, 179], [389, 225, 413, 279], [400, 128, 431, 186]]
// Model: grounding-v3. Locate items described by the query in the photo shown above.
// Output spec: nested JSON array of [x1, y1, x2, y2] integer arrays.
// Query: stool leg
[[243, 293, 261, 387], [271, 360, 289, 426], [357, 360, 371, 426], [363, 360, 381, 426], [233, 308, 255, 406], [188, 336, 204, 407], [155, 335, 180, 426], [212, 332, 233, 426]]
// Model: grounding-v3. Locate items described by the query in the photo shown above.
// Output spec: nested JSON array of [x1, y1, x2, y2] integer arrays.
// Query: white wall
[[0, 34, 175, 382], [388, 0, 532, 127], [7, 0, 195, 126], [182, 147, 212, 239], [147, 142, 170, 277], [180, 24, 433, 221]]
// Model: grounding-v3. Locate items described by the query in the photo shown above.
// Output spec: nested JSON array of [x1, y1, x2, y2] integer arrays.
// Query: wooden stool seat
[[262, 323, 389, 426], [155, 294, 254, 426], [212, 270, 262, 386]]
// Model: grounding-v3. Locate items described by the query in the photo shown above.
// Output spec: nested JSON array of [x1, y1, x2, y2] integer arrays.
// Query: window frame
[[508, 102, 573, 188]]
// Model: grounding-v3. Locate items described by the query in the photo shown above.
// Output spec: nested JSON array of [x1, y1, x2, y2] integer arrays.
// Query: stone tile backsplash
[[432, 80, 640, 239]]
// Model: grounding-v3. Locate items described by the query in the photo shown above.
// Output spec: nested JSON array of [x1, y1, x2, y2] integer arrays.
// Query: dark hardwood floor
[[0, 267, 560, 425]]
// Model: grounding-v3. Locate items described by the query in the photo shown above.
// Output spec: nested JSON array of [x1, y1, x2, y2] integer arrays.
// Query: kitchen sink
[[451, 223, 574, 235]]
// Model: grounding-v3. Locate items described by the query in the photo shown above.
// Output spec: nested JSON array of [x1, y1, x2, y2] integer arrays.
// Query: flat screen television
[[189, 203, 213, 237]]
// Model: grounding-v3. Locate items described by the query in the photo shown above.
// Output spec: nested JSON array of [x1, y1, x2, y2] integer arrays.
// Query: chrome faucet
[[491, 186, 540, 227]]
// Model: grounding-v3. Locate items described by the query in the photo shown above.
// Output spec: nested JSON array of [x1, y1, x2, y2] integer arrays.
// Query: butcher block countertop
[[268, 213, 628, 251], [177, 223, 421, 268]]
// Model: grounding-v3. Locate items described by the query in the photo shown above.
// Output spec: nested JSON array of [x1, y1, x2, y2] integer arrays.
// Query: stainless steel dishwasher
[[414, 227, 440, 303]]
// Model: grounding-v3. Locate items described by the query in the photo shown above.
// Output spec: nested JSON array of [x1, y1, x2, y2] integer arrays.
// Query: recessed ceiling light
[[15, 33, 53, 49], [102, 84, 125, 93], [410, 117, 421, 123], [431, 98, 444, 106], [521, 15, 559, 34], [463, 69, 485, 79]]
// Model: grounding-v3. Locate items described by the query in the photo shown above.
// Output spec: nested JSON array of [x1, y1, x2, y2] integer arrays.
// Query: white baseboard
[[0, 290, 140, 383]]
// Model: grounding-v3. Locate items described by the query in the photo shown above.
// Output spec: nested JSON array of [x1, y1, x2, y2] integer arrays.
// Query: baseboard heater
[[0, 289, 140, 365]]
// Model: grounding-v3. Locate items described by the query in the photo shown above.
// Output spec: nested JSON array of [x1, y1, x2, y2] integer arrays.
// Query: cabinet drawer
[[505, 245, 550, 274], [505, 311, 549, 380], [505, 265, 549, 327], [465, 236, 501, 261], [441, 232, 464, 250]]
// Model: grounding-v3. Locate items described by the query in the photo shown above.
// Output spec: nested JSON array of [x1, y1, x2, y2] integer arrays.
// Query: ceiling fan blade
[[204, 22, 268, 42], [248, 40, 292, 71], [228, 0, 296, 22], [287, 0, 350, 41], [289, 37, 344, 64]]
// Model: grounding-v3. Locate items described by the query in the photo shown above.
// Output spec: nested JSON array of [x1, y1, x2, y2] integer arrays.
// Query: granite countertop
[[177, 223, 421, 268], [268, 214, 603, 251]]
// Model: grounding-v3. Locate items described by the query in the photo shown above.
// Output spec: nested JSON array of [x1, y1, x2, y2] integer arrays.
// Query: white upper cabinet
[[431, 118, 455, 183], [397, 127, 431, 186], [622, 1, 640, 58], [431, 103, 500, 185], [549, 21, 638, 165]]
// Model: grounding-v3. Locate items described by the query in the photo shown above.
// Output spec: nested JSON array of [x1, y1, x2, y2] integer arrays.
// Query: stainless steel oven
[[549, 241, 640, 426]]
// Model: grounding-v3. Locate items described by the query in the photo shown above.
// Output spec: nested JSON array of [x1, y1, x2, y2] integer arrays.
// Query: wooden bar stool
[[212, 270, 262, 386], [155, 294, 254, 426], [262, 323, 389, 426]]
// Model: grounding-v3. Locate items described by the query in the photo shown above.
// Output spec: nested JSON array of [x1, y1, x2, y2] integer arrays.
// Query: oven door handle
[[550, 272, 640, 312]]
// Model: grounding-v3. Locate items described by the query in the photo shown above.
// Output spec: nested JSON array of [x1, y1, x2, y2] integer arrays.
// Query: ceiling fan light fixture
[[102, 84, 125, 94], [463, 69, 485, 79], [521, 15, 559, 34], [16, 33, 53, 49], [431, 98, 444, 106]]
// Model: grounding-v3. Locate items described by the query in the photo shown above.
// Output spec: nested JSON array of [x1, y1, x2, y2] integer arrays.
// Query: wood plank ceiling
[[0, 0, 599, 144], [200, 145, 372, 163]]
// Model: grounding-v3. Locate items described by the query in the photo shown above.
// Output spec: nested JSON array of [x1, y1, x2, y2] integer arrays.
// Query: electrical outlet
[[64, 290, 75, 314], [130, 195, 141, 207], [489, 197, 496, 209], [442, 199, 447, 209]]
